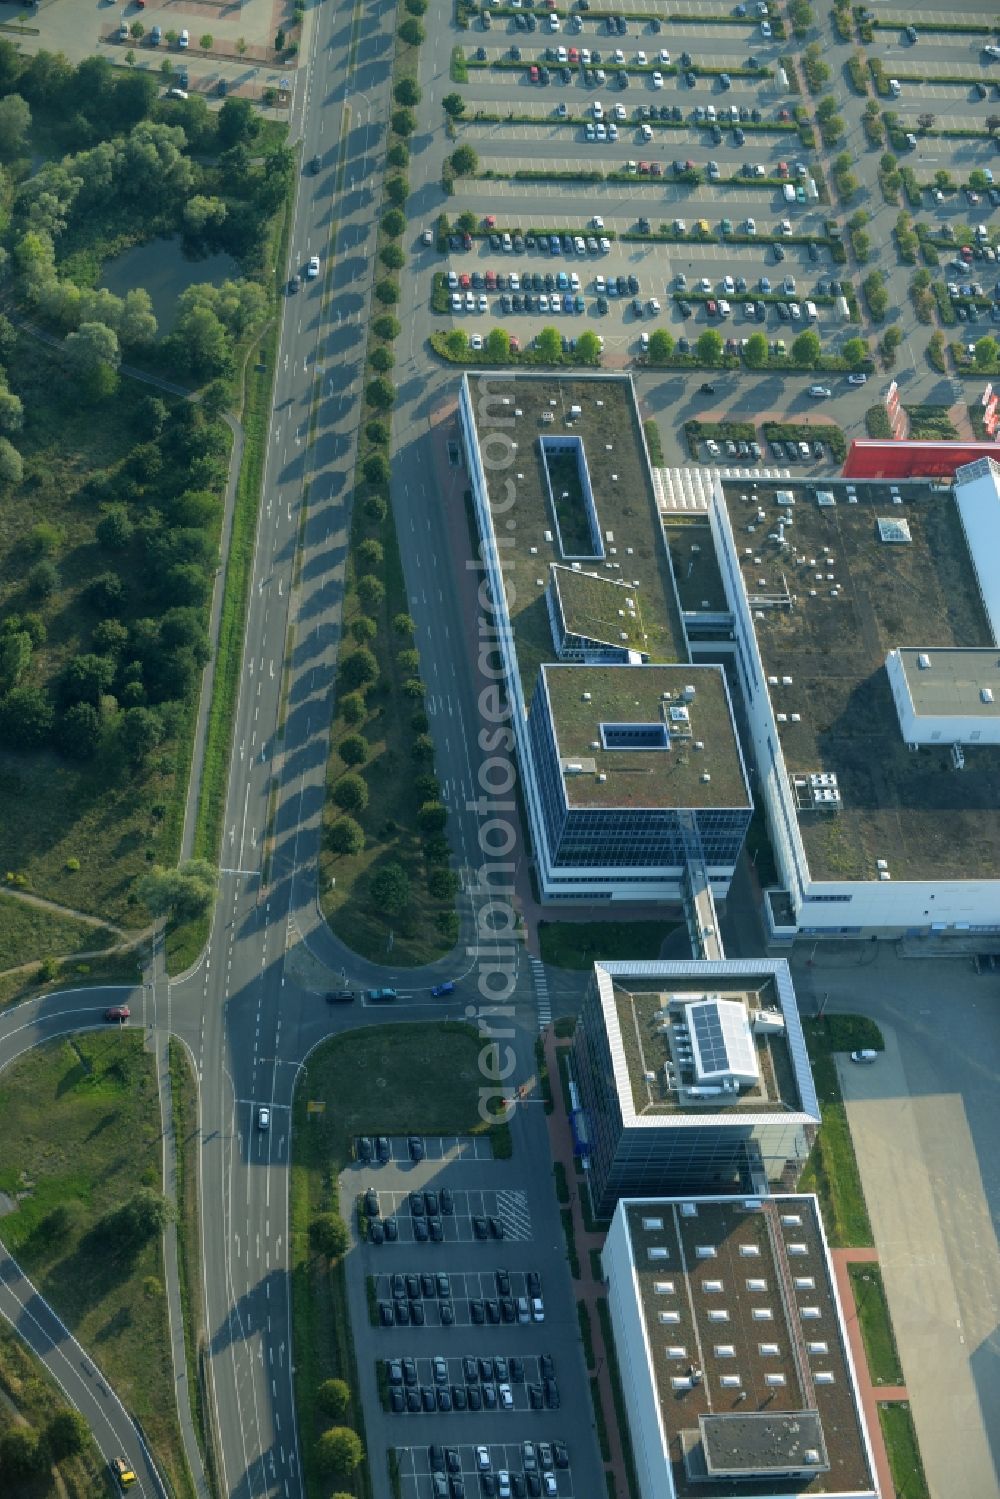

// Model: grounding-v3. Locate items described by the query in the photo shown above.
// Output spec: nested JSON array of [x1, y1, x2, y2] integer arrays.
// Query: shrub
[[394, 78, 421, 106], [369, 861, 410, 913], [373, 315, 400, 342], [340, 734, 368, 766], [367, 378, 395, 409], [357, 575, 385, 611], [363, 453, 390, 486], [341, 692, 366, 725], [391, 107, 417, 137], [393, 612, 415, 637], [317, 1379, 352, 1420], [399, 17, 424, 44], [418, 800, 448, 832], [316, 1427, 364, 1476], [364, 493, 388, 523], [366, 418, 390, 446], [382, 207, 406, 237], [341, 647, 378, 690], [371, 343, 395, 370], [375, 280, 400, 306], [351, 616, 377, 644]]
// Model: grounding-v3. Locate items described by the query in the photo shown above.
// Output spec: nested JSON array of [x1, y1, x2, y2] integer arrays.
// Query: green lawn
[[0, 1034, 194, 1499], [0, 892, 117, 972], [538, 918, 683, 970], [797, 1015, 878, 1247], [849, 1263, 904, 1385], [0, 1321, 106, 1499], [290, 1023, 508, 1499], [0, 951, 142, 1013], [879, 1403, 930, 1499]]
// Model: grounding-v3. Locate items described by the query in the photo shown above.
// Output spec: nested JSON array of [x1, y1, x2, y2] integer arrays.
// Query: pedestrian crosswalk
[[530, 958, 551, 1029]]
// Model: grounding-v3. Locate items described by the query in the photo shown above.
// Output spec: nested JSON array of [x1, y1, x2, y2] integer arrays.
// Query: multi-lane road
[[0, 1, 553, 1496]]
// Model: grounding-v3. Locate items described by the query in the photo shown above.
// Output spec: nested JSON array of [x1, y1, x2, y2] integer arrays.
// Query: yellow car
[[111, 1457, 137, 1488], [696, 218, 710, 235]]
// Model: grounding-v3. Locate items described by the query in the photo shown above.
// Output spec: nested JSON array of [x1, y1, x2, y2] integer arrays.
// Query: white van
[[179, 28, 189, 48], [851, 1049, 879, 1064], [783, 182, 796, 203], [805, 300, 818, 320]]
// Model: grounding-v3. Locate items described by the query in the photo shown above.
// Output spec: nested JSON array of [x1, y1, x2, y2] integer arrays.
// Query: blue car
[[432, 981, 456, 997]]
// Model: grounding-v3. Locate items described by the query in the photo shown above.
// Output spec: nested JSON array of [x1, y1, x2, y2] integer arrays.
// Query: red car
[[961, 245, 973, 261], [530, 65, 539, 81], [706, 299, 718, 316], [105, 1005, 130, 1022], [777, 161, 789, 178], [484, 214, 496, 229], [509, 334, 520, 351]]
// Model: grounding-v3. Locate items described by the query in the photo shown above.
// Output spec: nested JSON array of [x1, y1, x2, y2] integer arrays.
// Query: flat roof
[[542, 663, 750, 811], [663, 517, 729, 615], [717, 476, 1000, 882], [895, 646, 1000, 719], [620, 1196, 876, 1498], [465, 375, 687, 703], [594, 961, 819, 1124]]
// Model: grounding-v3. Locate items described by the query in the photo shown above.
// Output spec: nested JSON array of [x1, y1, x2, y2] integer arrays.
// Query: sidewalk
[[831, 1246, 904, 1499], [541, 1026, 631, 1499]]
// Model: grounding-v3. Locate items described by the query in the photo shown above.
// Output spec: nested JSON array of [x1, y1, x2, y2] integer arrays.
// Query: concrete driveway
[[792, 946, 1000, 1499]]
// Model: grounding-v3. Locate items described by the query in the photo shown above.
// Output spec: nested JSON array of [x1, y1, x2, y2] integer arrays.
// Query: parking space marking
[[370, 1188, 533, 1243], [529, 960, 551, 1029], [396, 1443, 575, 1499]]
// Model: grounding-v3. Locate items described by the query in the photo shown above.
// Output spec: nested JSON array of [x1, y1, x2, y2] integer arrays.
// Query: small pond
[[100, 238, 239, 333]]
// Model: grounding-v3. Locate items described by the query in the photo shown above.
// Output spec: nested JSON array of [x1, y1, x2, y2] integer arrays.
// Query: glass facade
[[574, 974, 812, 1219]]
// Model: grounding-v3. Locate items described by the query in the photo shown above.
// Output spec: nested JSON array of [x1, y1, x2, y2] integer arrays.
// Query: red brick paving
[[831, 1246, 906, 1499]]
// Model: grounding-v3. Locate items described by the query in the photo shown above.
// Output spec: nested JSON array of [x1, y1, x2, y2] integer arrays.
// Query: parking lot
[[358, 1134, 496, 1165], [397, 1439, 574, 1499], [343, 1103, 603, 1499]]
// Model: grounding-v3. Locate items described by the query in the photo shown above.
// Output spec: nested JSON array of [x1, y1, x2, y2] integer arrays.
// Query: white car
[[780, 219, 793, 235], [306, 255, 320, 279], [592, 99, 603, 118], [699, 276, 711, 292], [556, 45, 567, 61], [706, 438, 721, 457], [640, 123, 653, 141], [808, 384, 832, 399], [451, 293, 462, 311], [599, 236, 611, 253], [614, 103, 626, 121], [745, 217, 756, 234], [581, 47, 591, 63], [723, 275, 735, 294], [498, 1475, 511, 1499], [510, 272, 520, 290], [499, 1383, 514, 1409], [465, 291, 475, 311], [659, 49, 671, 63], [636, 50, 647, 64], [608, 122, 618, 140], [648, 296, 660, 313], [543, 1478, 558, 1498], [613, 48, 624, 63], [532, 1296, 545, 1321], [548, 12, 559, 28], [539, 293, 550, 312], [652, 71, 664, 88], [447, 270, 458, 289], [470, 333, 483, 350], [761, 19, 772, 36], [570, 272, 581, 290], [257, 1106, 270, 1129], [179, 27, 189, 47], [718, 299, 731, 317], [592, 213, 605, 228], [478, 294, 488, 312], [789, 302, 801, 319], [847, 373, 868, 385], [476, 1448, 491, 1472]]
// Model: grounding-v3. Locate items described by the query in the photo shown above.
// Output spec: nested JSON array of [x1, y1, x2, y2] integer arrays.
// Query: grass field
[[0, 951, 141, 1012], [290, 1023, 507, 1499], [0, 1320, 106, 1499], [0, 1033, 194, 1499], [797, 1015, 879, 1247], [879, 1403, 930, 1499], [318, 513, 457, 968], [538, 919, 684, 970], [0, 892, 117, 972], [848, 1262, 904, 1386]]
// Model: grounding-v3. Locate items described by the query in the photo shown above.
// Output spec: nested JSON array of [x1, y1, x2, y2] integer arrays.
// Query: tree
[[0, 631, 31, 693], [330, 816, 364, 855], [450, 144, 478, 177], [373, 315, 400, 342], [387, 142, 410, 168], [340, 734, 367, 766], [86, 571, 127, 616], [309, 1213, 349, 1259], [59, 653, 115, 707], [696, 328, 723, 364], [106, 1188, 171, 1248], [575, 330, 601, 364], [364, 493, 387, 523], [369, 861, 410, 914], [138, 859, 218, 921], [0, 1429, 44, 1479], [364, 452, 390, 486], [64, 321, 120, 401], [975, 335, 998, 368], [535, 326, 562, 361], [97, 506, 134, 550], [374, 279, 399, 305], [392, 107, 416, 137], [385, 173, 409, 207], [200, 33, 213, 50], [379, 243, 404, 271], [791, 329, 821, 364], [789, 0, 813, 31], [174, 303, 232, 378], [843, 336, 867, 368], [367, 377, 395, 409], [46, 1410, 90, 1460], [317, 1379, 351, 1421], [316, 1427, 364, 1476], [357, 575, 385, 611], [121, 706, 163, 765], [917, 112, 935, 131], [399, 17, 424, 43], [395, 77, 421, 106], [393, 612, 415, 638], [0, 436, 23, 487], [744, 331, 768, 368], [0, 684, 53, 749], [382, 207, 405, 237], [647, 329, 674, 363], [333, 774, 369, 814], [442, 92, 466, 118], [0, 94, 30, 161], [446, 328, 469, 359], [56, 701, 101, 759], [417, 800, 448, 833]]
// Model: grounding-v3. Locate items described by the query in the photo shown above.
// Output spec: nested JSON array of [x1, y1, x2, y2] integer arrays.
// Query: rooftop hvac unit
[[569, 404, 582, 417], [816, 491, 836, 507]]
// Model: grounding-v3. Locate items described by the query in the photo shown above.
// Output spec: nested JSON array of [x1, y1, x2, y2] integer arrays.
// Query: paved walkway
[[541, 1027, 630, 1499], [830, 1246, 905, 1499]]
